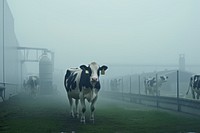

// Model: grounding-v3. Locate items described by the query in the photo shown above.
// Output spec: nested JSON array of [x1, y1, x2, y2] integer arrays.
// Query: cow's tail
[[64, 70, 71, 89]]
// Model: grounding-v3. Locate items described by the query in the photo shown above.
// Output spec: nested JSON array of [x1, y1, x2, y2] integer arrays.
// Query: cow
[[110, 79, 121, 91], [64, 62, 108, 123], [144, 75, 168, 96], [24, 76, 39, 98], [186, 75, 200, 99]]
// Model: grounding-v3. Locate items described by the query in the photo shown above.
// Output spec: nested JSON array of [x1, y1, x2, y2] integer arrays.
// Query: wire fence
[[102, 70, 193, 99], [101, 70, 200, 116]]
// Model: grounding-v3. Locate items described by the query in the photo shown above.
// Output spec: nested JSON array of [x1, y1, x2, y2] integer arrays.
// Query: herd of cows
[[144, 74, 200, 99], [23, 75, 39, 98], [22, 62, 200, 123]]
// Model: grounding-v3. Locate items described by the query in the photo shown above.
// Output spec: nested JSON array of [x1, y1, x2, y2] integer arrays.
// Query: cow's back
[[64, 68, 82, 97]]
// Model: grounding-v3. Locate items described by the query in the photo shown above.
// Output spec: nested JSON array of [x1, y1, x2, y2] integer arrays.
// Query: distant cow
[[144, 75, 168, 96], [110, 79, 121, 91], [24, 76, 39, 98], [64, 62, 108, 123], [186, 75, 200, 99]]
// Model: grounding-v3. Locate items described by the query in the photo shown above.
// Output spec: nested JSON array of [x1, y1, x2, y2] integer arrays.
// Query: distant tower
[[179, 54, 185, 71]]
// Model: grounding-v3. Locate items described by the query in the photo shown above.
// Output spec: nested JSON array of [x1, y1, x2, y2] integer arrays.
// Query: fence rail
[[0, 82, 19, 102], [101, 91, 200, 116]]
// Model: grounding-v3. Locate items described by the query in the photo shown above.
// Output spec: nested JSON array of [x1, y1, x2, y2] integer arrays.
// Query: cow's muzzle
[[91, 77, 98, 85]]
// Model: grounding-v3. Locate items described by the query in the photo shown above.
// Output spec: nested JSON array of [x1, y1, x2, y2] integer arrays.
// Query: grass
[[78, 106, 200, 133], [0, 93, 200, 133]]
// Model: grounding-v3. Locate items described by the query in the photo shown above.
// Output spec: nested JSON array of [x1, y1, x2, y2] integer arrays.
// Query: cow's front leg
[[90, 96, 97, 123], [75, 99, 79, 118], [80, 97, 86, 123]]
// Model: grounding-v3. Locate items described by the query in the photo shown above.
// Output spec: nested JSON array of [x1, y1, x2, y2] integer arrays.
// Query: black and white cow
[[24, 76, 39, 98], [186, 75, 200, 99], [64, 62, 108, 123], [144, 75, 168, 96]]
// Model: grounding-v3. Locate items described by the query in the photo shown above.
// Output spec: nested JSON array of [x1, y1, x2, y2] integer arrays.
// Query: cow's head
[[160, 75, 168, 82], [80, 62, 108, 87]]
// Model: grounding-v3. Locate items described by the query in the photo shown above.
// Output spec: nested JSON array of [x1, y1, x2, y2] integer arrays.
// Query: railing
[[0, 83, 6, 101], [0, 82, 19, 102], [101, 91, 200, 116]]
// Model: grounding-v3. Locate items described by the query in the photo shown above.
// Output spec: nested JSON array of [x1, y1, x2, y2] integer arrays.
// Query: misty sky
[[7, 0, 200, 70]]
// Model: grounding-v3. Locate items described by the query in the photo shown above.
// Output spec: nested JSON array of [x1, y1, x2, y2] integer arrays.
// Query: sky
[[6, 0, 200, 71]]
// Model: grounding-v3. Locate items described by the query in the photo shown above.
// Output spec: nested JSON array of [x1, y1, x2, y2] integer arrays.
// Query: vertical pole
[[36, 50, 38, 61], [138, 75, 141, 95], [2, 0, 5, 98], [129, 76, 132, 102], [177, 70, 180, 111], [177, 70, 179, 99], [107, 79, 109, 91], [24, 49, 25, 60], [121, 77, 124, 101], [21, 61, 23, 91], [129, 76, 131, 94], [138, 75, 141, 104], [156, 74, 159, 108], [3, 0, 5, 82]]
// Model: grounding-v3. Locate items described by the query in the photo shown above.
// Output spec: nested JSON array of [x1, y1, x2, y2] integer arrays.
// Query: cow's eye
[[85, 70, 89, 74]]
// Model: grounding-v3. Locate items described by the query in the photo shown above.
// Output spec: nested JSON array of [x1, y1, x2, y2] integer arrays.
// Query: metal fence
[[102, 70, 193, 98], [0, 82, 19, 102], [101, 91, 200, 116], [101, 70, 200, 116]]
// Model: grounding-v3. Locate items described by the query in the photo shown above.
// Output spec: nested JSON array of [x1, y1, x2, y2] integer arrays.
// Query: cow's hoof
[[80, 118, 85, 124], [75, 113, 79, 118], [90, 118, 95, 124], [80, 120, 85, 124], [70, 113, 75, 118]]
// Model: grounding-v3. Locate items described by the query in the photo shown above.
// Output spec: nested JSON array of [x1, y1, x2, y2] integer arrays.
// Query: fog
[[1, 2, 200, 131], [7, 0, 200, 74]]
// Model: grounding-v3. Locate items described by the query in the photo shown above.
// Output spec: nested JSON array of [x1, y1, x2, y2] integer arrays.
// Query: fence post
[[156, 74, 159, 108], [129, 76, 132, 102], [3, 83, 5, 99], [177, 70, 180, 112], [108, 79, 110, 91], [130, 76, 132, 94], [138, 75, 141, 95], [121, 77, 124, 101], [138, 75, 141, 104]]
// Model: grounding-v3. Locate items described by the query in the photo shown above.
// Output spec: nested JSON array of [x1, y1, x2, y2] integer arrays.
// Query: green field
[[0, 93, 200, 133]]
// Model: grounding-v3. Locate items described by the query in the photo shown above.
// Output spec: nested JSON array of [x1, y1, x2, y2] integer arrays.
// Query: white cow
[[64, 62, 108, 123], [144, 75, 168, 96]]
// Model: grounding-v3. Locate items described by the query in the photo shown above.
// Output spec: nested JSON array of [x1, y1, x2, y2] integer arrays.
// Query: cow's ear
[[80, 65, 87, 70], [100, 65, 108, 75]]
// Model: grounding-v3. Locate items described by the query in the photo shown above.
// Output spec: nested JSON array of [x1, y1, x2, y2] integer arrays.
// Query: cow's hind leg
[[192, 89, 196, 99], [90, 96, 97, 123], [197, 93, 200, 99], [68, 95, 74, 118], [145, 87, 147, 95]]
